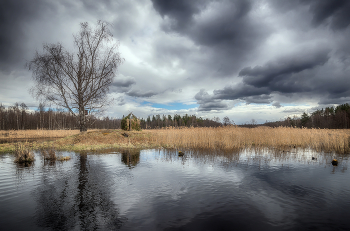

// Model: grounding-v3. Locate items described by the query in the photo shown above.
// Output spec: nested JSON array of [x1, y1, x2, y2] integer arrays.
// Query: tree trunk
[[79, 108, 87, 132]]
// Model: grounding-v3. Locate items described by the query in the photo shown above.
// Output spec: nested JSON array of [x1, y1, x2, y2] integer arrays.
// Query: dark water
[[0, 149, 349, 231]]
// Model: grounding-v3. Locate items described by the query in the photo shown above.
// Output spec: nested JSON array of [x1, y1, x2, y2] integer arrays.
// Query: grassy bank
[[0, 129, 80, 141], [1, 127, 350, 153]]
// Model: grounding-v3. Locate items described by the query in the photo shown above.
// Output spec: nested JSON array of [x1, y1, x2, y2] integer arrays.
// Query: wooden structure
[[123, 113, 141, 131]]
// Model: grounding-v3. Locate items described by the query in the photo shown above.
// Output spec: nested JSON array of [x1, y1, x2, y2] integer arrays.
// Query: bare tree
[[28, 21, 123, 131], [223, 116, 230, 126]]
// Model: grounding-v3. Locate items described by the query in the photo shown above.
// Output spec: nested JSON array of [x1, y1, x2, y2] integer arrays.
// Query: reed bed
[[41, 148, 71, 161], [0, 129, 80, 140], [2, 127, 350, 154], [147, 126, 350, 153]]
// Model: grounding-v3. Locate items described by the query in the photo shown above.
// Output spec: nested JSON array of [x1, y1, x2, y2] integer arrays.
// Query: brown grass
[[146, 126, 350, 153], [41, 148, 57, 160], [41, 148, 71, 161], [14, 143, 35, 163], [2, 127, 350, 154], [0, 129, 80, 140]]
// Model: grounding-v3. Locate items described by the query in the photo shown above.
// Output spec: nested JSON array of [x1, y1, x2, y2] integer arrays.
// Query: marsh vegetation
[[13, 143, 35, 164], [1, 126, 350, 154]]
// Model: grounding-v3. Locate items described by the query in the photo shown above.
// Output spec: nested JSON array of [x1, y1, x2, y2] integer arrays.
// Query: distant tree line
[[0, 103, 121, 130], [0, 102, 225, 130], [138, 114, 223, 129], [264, 103, 350, 129]]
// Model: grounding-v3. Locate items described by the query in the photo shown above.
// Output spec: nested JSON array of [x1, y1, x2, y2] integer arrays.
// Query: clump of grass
[[41, 148, 57, 160], [41, 148, 71, 161], [14, 143, 35, 164]]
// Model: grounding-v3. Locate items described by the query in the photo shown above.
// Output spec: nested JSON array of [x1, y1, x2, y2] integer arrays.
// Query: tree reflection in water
[[121, 149, 140, 168], [34, 153, 126, 230]]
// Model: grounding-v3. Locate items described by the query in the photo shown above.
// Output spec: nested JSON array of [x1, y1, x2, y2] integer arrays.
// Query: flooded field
[[0, 148, 349, 230]]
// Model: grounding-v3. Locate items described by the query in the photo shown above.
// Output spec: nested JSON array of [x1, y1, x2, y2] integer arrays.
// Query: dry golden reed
[[2, 127, 350, 154], [14, 143, 35, 163], [0, 129, 80, 140], [146, 126, 350, 153]]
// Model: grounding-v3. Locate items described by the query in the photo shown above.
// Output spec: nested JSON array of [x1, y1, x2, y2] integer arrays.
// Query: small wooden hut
[[122, 113, 141, 131]]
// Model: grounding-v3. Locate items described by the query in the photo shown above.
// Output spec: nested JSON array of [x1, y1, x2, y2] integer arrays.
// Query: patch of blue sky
[[141, 101, 198, 110]]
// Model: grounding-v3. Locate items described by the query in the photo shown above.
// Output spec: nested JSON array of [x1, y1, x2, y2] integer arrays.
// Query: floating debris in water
[[332, 159, 338, 166], [57, 156, 71, 161]]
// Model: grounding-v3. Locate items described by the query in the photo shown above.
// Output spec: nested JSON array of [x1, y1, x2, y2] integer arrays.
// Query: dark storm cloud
[[213, 84, 269, 100], [0, 0, 137, 72], [195, 48, 333, 110], [195, 89, 229, 111], [239, 49, 330, 89], [151, 0, 206, 31], [244, 95, 272, 105], [152, 0, 269, 76], [0, 0, 54, 70], [306, 0, 350, 29], [271, 0, 350, 30], [318, 97, 350, 105]]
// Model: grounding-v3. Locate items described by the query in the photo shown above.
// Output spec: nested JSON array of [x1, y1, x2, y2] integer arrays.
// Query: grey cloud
[[213, 84, 270, 100], [195, 89, 229, 111], [318, 97, 350, 105], [112, 77, 136, 88], [151, 0, 208, 31], [152, 0, 270, 76], [239, 49, 330, 88], [272, 102, 282, 108], [244, 95, 272, 105], [197, 101, 230, 111], [193, 48, 336, 107], [126, 90, 158, 98], [306, 0, 350, 29], [282, 108, 305, 114], [116, 96, 125, 106], [0, 0, 138, 72], [270, 0, 350, 30], [0, 0, 55, 71], [110, 76, 136, 93]]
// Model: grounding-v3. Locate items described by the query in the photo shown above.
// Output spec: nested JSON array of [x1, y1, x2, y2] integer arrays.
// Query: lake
[[0, 148, 349, 231]]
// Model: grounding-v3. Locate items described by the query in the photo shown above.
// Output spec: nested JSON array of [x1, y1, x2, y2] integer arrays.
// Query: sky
[[1, 0, 350, 124]]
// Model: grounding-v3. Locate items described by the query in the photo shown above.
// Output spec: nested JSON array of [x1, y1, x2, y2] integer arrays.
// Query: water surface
[[0, 149, 349, 230]]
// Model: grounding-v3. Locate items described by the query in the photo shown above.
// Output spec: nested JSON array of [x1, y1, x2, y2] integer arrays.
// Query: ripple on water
[[0, 149, 350, 230]]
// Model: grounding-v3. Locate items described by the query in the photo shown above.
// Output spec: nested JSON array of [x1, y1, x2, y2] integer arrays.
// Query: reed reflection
[[34, 153, 126, 230], [162, 147, 349, 170]]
